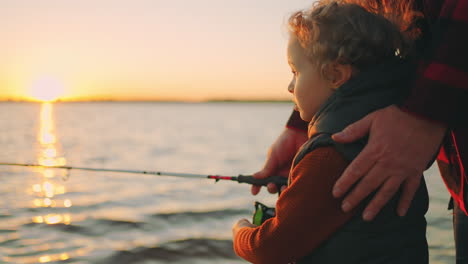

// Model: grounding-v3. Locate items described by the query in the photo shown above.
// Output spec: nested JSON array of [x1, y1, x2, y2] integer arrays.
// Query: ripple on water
[[1, 237, 92, 264], [149, 208, 250, 222], [97, 238, 241, 264]]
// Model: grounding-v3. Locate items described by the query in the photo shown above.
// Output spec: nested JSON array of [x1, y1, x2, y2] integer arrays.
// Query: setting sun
[[29, 77, 65, 102]]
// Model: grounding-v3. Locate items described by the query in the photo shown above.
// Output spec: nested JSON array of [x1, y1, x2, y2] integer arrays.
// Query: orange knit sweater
[[234, 147, 355, 264]]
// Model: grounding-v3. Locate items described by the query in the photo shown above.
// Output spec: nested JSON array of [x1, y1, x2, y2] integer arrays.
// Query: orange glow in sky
[[0, 0, 311, 102]]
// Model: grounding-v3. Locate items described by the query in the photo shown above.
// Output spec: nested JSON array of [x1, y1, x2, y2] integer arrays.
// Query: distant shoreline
[[0, 99, 292, 104]]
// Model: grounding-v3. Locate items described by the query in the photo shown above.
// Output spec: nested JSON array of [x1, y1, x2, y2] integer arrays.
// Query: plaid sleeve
[[404, 0, 468, 128]]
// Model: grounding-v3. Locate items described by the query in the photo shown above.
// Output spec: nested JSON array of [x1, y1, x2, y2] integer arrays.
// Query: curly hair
[[288, 0, 422, 72]]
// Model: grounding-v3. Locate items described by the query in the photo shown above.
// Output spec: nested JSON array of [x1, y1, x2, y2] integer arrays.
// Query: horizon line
[[0, 98, 293, 103]]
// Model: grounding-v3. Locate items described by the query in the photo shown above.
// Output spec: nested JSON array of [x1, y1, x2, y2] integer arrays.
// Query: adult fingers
[[333, 145, 377, 198], [253, 155, 278, 179], [251, 157, 278, 195], [267, 183, 279, 194], [361, 176, 404, 221], [332, 112, 374, 143], [251, 180, 282, 195], [397, 176, 421, 216], [253, 168, 272, 180], [339, 159, 386, 212], [251, 185, 261, 195]]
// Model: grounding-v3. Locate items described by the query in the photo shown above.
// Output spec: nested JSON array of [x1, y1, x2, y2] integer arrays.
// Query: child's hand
[[232, 218, 256, 237]]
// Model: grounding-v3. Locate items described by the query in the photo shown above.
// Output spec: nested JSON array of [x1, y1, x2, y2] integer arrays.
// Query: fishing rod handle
[[237, 175, 288, 188]]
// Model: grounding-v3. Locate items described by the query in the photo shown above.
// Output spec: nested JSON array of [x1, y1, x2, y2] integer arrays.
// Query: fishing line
[[0, 162, 287, 187]]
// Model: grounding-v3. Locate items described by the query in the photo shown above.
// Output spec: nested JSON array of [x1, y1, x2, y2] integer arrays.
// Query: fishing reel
[[252, 201, 276, 225]]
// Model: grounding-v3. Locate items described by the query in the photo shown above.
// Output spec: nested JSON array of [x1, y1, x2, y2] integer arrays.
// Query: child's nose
[[288, 78, 295, 93]]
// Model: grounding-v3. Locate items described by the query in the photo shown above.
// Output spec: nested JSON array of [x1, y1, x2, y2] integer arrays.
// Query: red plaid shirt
[[405, 0, 468, 126], [287, 0, 468, 213]]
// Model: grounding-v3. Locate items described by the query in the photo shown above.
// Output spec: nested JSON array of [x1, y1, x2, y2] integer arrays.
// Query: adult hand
[[251, 128, 308, 195], [332, 105, 446, 221]]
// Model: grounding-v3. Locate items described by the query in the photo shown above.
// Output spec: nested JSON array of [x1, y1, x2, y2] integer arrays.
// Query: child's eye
[[292, 70, 297, 76]]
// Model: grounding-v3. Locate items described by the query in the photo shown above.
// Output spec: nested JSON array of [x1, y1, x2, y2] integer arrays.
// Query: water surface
[[0, 102, 454, 263]]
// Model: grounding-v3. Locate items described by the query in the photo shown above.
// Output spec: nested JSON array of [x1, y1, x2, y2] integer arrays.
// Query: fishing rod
[[0, 162, 287, 187]]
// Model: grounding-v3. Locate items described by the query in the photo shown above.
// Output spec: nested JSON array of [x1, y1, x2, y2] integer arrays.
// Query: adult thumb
[[253, 157, 278, 179], [332, 112, 374, 143]]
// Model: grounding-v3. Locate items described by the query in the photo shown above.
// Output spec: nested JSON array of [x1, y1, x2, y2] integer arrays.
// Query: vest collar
[[308, 59, 414, 139]]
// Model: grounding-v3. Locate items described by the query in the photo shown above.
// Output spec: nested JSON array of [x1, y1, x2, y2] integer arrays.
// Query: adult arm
[[251, 111, 308, 195], [403, 0, 468, 127], [332, 0, 468, 220], [235, 147, 354, 264]]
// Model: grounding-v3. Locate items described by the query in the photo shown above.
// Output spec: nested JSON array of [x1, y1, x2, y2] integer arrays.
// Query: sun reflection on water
[[38, 252, 70, 263], [31, 102, 73, 262], [32, 214, 72, 225], [33, 103, 69, 205]]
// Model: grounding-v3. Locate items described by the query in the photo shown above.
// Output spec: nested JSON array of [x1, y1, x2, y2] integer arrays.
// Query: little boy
[[232, 1, 429, 263]]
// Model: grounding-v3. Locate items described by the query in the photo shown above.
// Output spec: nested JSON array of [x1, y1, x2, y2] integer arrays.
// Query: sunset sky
[[1, 0, 311, 101]]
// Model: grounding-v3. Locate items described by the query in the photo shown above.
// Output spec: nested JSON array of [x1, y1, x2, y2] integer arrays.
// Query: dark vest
[[292, 59, 429, 264]]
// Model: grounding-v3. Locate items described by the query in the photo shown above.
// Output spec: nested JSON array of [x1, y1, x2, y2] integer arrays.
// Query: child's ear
[[327, 63, 353, 89]]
